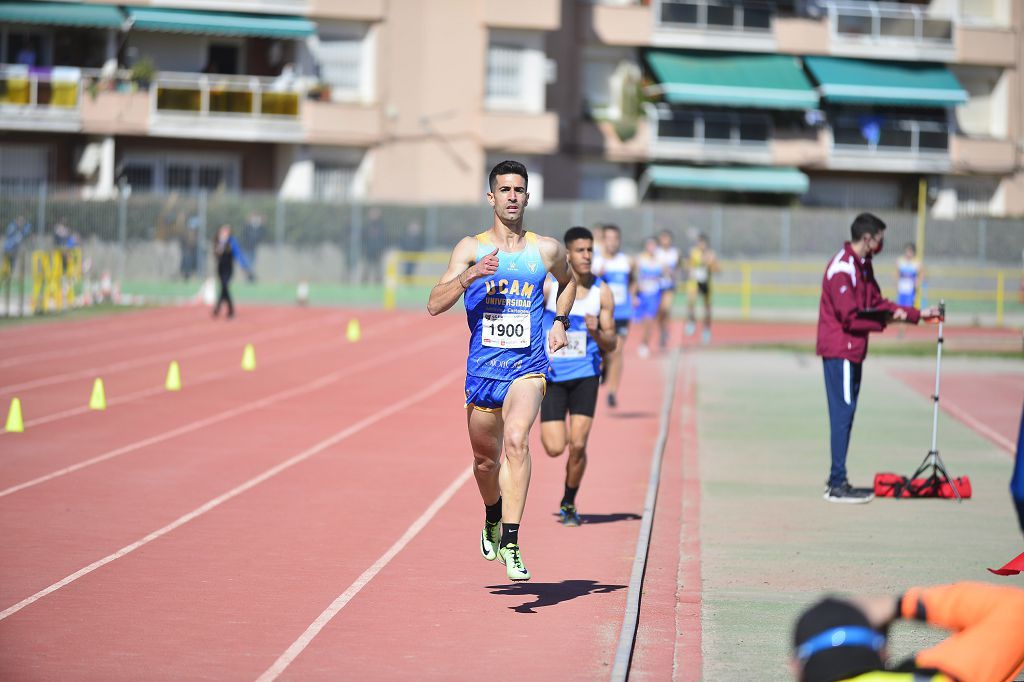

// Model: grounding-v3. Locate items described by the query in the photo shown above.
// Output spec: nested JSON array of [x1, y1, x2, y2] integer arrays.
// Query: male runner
[[654, 230, 680, 349], [685, 232, 718, 345], [598, 224, 635, 407], [427, 160, 575, 582], [540, 226, 616, 526], [634, 236, 666, 359]]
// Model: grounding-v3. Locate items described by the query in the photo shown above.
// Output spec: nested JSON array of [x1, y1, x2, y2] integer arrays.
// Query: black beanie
[[793, 597, 885, 682]]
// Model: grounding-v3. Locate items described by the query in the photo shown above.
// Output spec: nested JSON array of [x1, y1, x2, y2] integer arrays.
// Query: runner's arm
[[542, 237, 575, 353], [593, 283, 617, 353], [427, 238, 494, 316], [903, 582, 1024, 682]]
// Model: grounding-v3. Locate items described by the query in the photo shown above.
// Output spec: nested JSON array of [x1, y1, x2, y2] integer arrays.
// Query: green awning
[[805, 57, 967, 108], [0, 2, 124, 29], [645, 50, 817, 110], [126, 7, 315, 39], [644, 165, 809, 194]]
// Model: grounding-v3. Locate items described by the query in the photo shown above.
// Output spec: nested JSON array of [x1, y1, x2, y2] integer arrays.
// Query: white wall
[[953, 65, 1008, 138]]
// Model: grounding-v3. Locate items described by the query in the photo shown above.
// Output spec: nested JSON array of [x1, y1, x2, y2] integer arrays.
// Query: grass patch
[[0, 303, 153, 329], [717, 341, 1022, 359]]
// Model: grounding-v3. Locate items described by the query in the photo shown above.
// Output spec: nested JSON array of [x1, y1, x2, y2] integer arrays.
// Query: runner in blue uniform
[[427, 160, 575, 582], [540, 226, 616, 526], [634, 236, 666, 359], [597, 224, 635, 408]]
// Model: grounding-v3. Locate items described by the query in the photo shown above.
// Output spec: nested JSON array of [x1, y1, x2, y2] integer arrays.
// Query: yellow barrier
[[383, 252, 1020, 323], [384, 250, 452, 310], [31, 248, 82, 313]]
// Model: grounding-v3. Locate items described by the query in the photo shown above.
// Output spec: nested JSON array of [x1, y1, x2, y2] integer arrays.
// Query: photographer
[[792, 581, 1024, 682]]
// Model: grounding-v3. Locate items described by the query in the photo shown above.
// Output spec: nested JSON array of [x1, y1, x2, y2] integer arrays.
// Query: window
[[119, 153, 239, 194], [313, 163, 355, 203], [657, 0, 776, 32], [655, 109, 772, 146], [486, 43, 525, 102], [484, 30, 546, 113], [309, 23, 372, 103], [0, 145, 49, 193]]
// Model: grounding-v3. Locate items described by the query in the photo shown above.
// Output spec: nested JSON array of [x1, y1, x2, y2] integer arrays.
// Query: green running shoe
[[497, 543, 531, 581], [558, 504, 581, 527], [480, 521, 500, 561]]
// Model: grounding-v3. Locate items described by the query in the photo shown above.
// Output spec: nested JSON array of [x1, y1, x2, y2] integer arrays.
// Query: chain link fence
[[2, 185, 1022, 317]]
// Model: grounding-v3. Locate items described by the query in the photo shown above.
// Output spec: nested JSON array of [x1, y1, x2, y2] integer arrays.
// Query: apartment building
[[0, 0, 1020, 216], [551, 0, 1023, 216], [0, 0, 559, 203]]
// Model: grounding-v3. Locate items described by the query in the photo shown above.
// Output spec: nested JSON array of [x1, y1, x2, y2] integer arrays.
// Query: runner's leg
[[467, 407, 503, 507], [498, 376, 545, 524]]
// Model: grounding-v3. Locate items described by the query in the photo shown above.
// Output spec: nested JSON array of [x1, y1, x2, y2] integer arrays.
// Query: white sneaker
[[637, 344, 650, 359]]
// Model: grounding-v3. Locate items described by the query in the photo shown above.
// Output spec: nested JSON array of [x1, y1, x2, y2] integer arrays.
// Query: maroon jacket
[[816, 242, 920, 363]]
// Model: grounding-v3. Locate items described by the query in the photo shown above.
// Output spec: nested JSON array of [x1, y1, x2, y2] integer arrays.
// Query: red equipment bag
[[873, 472, 972, 499]]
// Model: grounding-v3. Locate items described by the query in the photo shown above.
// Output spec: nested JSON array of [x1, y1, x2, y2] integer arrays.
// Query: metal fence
[[2, 185, 1023, 314]]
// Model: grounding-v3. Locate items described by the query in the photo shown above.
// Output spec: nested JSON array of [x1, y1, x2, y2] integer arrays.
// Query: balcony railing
[[652, 107, 772, 147], [153, 72, 302, 120], [655, 0, 776, 32], [0, 65, 82, 111], [826, 1, 954, 46], [832, 117, 949, 156]]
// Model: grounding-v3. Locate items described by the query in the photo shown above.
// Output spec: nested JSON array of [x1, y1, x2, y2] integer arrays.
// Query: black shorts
[[697, 281, 710, 297], [541, 375, 600, 421], [613, 319, 630, 337]]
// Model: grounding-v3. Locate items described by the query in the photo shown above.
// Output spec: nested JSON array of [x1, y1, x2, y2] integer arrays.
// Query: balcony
[[652, 0, 779, 50], [149, 72, 305, 143], [828, 116, 951, 173], [648, 107, 773, 164], [0, 65, 83, 132], [956, 24, 1016, 66], [484, 0, 560, 30], [950, 135, 1016, 174], [824, 1, 956, 62], [480, 110, 559, 154]]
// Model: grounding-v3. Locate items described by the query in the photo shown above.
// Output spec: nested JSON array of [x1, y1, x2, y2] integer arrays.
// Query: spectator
[[211, 224, 253, 319], [361, 207, 387, 284], [4, 215, 32, 264], [399, 219, 425, 277], [240, 212, 265, 272], [792, 582, 1024, 682]]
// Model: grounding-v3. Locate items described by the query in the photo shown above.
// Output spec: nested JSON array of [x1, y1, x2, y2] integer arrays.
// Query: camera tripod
[[908, 300, 962, 502]]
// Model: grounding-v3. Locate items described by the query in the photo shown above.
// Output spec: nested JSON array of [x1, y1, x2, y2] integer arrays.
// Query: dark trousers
[[823, 358, 862, 487], [214, 271, 234, 317]]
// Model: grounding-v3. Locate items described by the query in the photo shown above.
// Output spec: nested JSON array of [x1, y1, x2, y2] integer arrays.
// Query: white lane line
[[12, 316, 419, 430], [0, 316, 256, 369], [256, 466, 473, 682], [0, 328, 455, 499], [0, 369, 461, 623], [942, 399, 1015, 453], [611, 348, 681, 682], [0, 311, 338, 397]]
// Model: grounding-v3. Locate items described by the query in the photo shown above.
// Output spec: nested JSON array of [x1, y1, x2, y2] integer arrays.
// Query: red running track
[[0, 305, 699, 680]]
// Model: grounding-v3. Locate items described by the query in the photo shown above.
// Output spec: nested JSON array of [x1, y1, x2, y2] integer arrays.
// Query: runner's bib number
[[482, 312, 530, 348], [550, 330, 587, 359]]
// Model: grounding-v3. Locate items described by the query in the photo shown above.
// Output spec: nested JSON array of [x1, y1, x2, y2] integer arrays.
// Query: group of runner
[[428, 159, 718, 582]]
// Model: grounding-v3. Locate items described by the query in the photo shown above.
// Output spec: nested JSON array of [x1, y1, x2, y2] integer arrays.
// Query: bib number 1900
[[482, 312, 530, 348]]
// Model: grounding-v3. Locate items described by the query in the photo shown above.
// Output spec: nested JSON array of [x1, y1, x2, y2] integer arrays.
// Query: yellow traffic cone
[[165, 361, 182, 391], [5, 397, 24, 433], [346, 319, 361, 343], [241, 343, 256, 371], [89, 378, 107, 410]]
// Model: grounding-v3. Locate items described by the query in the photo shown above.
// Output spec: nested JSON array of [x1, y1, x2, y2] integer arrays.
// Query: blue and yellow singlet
[[464, 231, 549, 380]]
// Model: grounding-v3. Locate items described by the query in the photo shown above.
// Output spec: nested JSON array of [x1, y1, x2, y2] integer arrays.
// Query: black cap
[[793, 597, 884, 682]]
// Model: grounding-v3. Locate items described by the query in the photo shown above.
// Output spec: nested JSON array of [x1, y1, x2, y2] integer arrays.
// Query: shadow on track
[[485, 580, 626, 613], [607, 411, 656, 420], [549, 512, 642, 525]]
